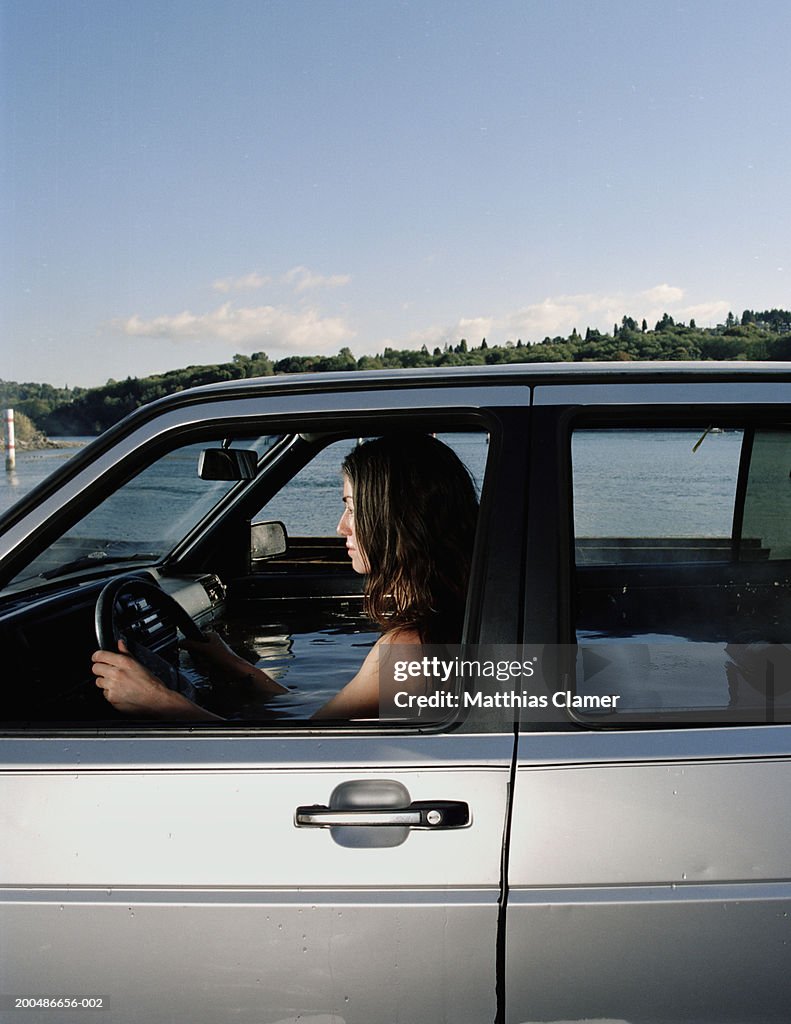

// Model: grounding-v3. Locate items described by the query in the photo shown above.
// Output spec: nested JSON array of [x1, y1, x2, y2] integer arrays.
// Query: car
[[1, 360, 791, 1023]]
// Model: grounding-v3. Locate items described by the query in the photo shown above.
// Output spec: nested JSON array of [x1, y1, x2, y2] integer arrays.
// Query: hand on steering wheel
[[95, 574, 206, 696]]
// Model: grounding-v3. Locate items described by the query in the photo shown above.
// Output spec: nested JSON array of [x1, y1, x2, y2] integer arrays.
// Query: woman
[[92, 433, 479, 721]]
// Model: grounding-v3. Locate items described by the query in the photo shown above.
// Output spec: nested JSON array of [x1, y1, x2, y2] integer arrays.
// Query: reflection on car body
[[1, 362, 791, 1023]]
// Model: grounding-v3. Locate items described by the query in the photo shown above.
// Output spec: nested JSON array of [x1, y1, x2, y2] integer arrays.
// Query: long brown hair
[[342, 434, 479, 643]]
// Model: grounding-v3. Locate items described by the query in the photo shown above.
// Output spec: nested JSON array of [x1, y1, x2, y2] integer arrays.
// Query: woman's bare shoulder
[[376, 626, 422, 648]]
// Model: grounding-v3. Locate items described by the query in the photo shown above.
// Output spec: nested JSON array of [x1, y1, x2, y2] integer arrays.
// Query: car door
[[0, 383, 529, 1024], [2, 735, 511, 1023], [506, 381, 791, 1023]]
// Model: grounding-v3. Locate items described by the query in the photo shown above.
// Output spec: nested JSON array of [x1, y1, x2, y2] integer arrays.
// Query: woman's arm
[[184, 630, 289, 695]]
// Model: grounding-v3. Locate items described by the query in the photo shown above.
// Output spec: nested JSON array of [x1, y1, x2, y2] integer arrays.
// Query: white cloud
[[675, 299, 732, 326], [212, 271, 272, 293], [282, 266, 352, 292], [116, 302, 354, 353], [640, 283, 685, 305], [113, 281, 730, 365], [394, 285, 731, 350]]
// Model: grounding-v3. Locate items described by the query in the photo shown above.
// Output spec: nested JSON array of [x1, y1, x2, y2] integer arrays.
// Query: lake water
[[1, 428, 745, 536], [201, 607, 380, 720], [0, 440, 94, 515], [573, 427, 743, 538]]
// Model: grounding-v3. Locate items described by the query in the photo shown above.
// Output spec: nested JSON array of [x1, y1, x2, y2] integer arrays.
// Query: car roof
[[3, 359, 790, 546], [166, 359, 791, 403]]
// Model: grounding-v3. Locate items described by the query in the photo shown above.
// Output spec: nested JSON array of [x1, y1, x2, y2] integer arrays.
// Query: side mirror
[[250, 520, 288, 571], [198, 448, 259, 480]]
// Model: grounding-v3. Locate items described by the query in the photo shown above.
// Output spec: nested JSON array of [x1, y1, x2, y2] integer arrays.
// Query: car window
[[570, 424, 791, 724], [258, 432, 488, 536], [257, 438, 362, 536], [7, 436, 277, 587], [573, 427, 742, 564], [0, 423, 491, 730], [741, 429, 791, 561]]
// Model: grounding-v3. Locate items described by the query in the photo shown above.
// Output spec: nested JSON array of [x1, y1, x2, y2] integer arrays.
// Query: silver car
[[1, 362, 790, 1023]]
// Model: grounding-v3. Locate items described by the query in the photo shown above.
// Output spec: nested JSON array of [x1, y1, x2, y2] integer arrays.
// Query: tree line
[[3, 308, 790, 436]]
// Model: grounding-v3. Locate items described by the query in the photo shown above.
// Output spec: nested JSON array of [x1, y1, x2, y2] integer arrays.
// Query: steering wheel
[[95, 574, 206, 695]]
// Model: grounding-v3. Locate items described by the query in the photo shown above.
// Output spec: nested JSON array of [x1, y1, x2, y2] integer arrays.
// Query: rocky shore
[[16, 434, 85, 450], [6, 410, 86, 451]]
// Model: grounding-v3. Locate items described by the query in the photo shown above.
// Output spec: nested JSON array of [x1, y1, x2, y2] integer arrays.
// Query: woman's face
[[337, 474, 369, 574]]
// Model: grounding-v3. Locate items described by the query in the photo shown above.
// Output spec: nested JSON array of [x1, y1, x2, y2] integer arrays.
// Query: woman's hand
[[92, 640, 221, 720]]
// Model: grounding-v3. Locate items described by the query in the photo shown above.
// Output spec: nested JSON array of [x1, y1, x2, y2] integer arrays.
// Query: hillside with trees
[[3, 309, 790, 437]]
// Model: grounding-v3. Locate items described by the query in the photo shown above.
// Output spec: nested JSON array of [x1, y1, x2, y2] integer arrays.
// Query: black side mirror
[[198, 448, 259, 480]]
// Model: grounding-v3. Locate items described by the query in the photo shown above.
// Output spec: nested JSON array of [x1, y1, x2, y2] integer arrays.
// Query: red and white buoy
[[5, 408, 15, 471]]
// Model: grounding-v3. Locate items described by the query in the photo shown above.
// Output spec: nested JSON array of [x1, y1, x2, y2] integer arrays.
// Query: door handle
[[295, 800, 470, 830]]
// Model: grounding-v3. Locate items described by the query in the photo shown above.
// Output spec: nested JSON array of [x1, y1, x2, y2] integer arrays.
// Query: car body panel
[[506, 730, 791, 1021]]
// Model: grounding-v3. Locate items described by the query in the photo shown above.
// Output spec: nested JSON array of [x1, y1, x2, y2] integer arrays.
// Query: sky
[[2, 0, 790, 388]]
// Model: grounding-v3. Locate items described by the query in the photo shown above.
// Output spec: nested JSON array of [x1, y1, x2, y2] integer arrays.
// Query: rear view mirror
[[198, 448, 259, 480], [251, 520, 288, 570]]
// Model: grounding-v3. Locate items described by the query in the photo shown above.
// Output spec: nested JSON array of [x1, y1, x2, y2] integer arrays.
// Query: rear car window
[[570, 425, 791, 724]]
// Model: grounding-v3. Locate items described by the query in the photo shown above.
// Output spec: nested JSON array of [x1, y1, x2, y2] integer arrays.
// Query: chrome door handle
[[295, 800, 470, 829]]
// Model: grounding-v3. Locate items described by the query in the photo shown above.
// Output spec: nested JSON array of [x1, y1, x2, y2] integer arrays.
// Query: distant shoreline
[[16, 438, 87, 452]]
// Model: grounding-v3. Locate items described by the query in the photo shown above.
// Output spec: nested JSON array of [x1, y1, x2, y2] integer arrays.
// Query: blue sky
[[3, 0, 789, 387]]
